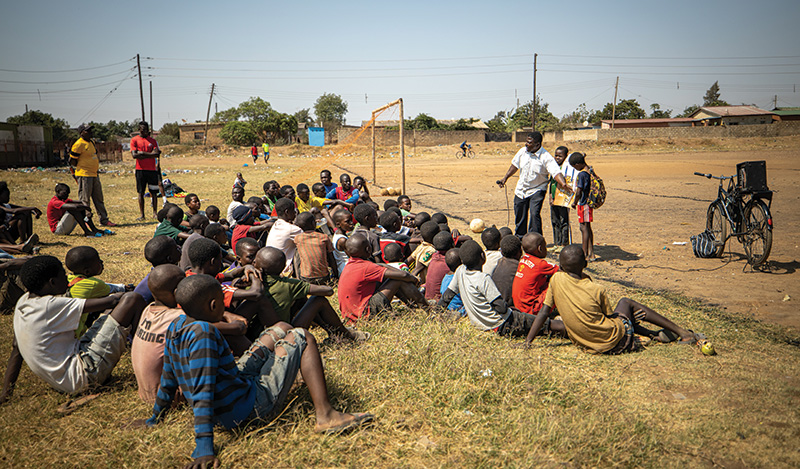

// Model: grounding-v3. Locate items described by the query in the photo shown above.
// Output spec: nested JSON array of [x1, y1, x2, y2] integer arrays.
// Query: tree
[[313, 93, 348, 129], [211, 106, 240, 123], [703, 81, 729, 107], [587, 99, 646, 124], [219, 121, 258, 146], [6, 110, 72, 142], [412, 113, 439, 130], [678, 104, 700, 118], [649, 103, 672, 119], [159, 122, 180, 144], [486, 111, 508, 133], [507, 97, 558, 131], [294, 108, 314, 127], [559, 103, 590, 128]]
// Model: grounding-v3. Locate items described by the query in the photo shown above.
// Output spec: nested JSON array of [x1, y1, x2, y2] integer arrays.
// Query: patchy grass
[[0, 143, 798, 467]]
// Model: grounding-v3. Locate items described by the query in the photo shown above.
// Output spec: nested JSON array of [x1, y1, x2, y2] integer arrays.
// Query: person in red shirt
[[337, 234, 427, 323], [424, 231, 454, 300], [131, 122, 165, 220], [46, 183, 104, 237], [229, 206, 272, 250], [512, 232, 560, 316], [250, 144, 258, 163]]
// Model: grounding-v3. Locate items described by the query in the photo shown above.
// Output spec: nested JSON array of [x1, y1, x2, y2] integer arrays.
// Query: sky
[[1, 0, 799, 128]]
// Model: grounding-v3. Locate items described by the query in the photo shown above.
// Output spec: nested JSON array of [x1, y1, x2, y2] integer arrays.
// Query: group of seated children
[[5, 169, 704, 466]]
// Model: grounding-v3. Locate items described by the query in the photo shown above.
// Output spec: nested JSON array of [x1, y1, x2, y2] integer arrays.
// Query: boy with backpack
[[569, 152, 597, 261]]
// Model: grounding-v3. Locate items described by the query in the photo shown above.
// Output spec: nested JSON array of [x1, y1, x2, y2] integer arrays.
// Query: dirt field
[[323, 138, 800, 332]]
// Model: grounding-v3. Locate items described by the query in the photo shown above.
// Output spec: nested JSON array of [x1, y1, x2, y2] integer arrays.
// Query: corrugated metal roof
[[600, 118, 694, 124], [694, 105, 773, 117], [772, 108, 800, 116]]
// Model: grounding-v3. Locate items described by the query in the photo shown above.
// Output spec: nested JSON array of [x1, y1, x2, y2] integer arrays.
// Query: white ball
[[470, 218, 486, 233]]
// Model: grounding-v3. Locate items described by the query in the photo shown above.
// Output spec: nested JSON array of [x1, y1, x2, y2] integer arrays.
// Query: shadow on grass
[[594, 245, 640, 262]]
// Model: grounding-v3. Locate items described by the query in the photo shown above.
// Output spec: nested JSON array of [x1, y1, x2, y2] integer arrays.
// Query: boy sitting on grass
[[154, 205, 191, 245], [180, 193, 205, 227], [383, 243, 409, 272], [65, 246, 135, 337], [481, 226, 503, 275], [408, 220, 439, 284], [13, 255, 144, 394], [254, 247, 367, 342], [491, 235, 522, 306], [134, 235, 181, 304], [136, 275, 373, 468], [438, 240, 563, 338], [378, 210, 411, 262], [230, 206, 272, 250], [204, 223, 237, 266], [294, 212, 338, 284], [512, 233, 558, 316], [46, 183, 105, 238], [439, 248, 465, 316], [424, 231, 454, 300], [352, 204, 382, 262], [0, 181, 40, 246], [332, 209, 353, 276], [265, 198, 302, 276], [525, 245, 700, 352], [131, 264, 186, 403], [338, 234, 428, 323], [178, 214, 210, 272]]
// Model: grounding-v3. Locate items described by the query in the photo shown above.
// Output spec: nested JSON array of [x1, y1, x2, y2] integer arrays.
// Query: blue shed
[[308, 127, 325, 147]]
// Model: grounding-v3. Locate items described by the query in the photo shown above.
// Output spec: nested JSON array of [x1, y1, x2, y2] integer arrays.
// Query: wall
[[0, 122, 55, 168], [179, 123, 225, 145], [337, 128, 485, 146]]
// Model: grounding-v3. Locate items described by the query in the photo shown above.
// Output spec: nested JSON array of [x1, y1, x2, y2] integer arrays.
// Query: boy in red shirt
[[337, 234, 427, 323], [131, 121, 164, 220], [294, 212, 338, 284], [46, 183, 104, 237], [512, 233, 564, 330]]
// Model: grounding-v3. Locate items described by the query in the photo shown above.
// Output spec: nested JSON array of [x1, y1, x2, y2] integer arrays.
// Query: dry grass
[[0, 141, 799, 467]]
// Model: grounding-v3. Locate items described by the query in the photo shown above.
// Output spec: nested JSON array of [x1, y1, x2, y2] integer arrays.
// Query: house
[[600, 118, 695, 129], [688, 106, 774, 126], [771, 107, 800, 122], [178, 122, 226, 145]]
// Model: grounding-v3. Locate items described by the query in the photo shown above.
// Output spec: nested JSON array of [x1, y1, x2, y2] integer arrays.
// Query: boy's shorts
[[367, 291, 392, 317], [605, 316, 642, 355], [78, 314, 128, 386], [239, 325, 307, 421], [299, 274, 331, 286], [135, 170, 161, 195], [54, 212, 78, 235], [577, 205, 593, 223], [497, 308, 551, 338]]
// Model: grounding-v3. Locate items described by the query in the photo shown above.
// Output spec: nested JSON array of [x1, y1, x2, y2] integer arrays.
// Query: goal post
[[368, 98, 404, 192]]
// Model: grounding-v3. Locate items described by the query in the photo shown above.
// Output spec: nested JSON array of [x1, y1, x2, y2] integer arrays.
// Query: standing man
[[497, 132, 570, 237], [250, 143, 258, 164], [70, 124, 115, 227], [131, 121, 163, 220], [262, 141, 270, 164]]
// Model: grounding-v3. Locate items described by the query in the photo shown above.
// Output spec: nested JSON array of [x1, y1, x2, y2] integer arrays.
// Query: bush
[[219, 121, 258, 146]]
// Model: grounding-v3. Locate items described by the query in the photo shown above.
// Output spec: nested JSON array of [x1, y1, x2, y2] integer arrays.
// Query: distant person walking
[[497, 132, 570, 237], [250, 144, 258, 164], [69, 124, 115, 227], [131, 121, 164, 220], [262, 142, 270, 164]]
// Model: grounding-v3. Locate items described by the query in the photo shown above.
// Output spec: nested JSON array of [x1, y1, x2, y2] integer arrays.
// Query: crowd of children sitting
[[1, 166, 704, 467]]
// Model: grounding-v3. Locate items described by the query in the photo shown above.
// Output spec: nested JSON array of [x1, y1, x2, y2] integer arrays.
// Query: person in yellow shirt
[[69, 124, 116, 227]]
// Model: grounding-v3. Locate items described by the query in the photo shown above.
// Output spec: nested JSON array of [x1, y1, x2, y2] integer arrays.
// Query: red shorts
[[577, 205, 593, 223]]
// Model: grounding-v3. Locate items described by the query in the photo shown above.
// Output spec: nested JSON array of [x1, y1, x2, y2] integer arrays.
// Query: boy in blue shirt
[[569, 152, 595, 261], [136, 274, 373, 468]]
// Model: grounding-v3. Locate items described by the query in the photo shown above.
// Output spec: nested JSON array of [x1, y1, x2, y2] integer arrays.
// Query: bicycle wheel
[[706, 202, 727, 257], [743, 201, 772, 266], [455, 150, 464, 159], [467, 150, 476, 158]]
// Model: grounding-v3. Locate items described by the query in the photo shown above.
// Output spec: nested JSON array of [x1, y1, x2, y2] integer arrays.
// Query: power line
[[148, 62, 529, 73], [0, 58, 135, 74], [148, 54, 531, 64], [148, 68, 532, 80], [538, 68, 800, 76], [539, 53, 800, 60], [0, 67, 135, 84], [0, 77, 137, 95], [74, 70, 136, 124], [539, 61, 800, 69]]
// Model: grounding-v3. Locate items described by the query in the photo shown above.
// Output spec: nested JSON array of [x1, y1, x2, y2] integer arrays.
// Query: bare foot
[[314, 411, 374, 435], [135, 216, 145, 221]]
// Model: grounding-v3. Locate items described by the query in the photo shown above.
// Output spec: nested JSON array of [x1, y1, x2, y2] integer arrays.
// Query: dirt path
[[321, 142, 799, 332]]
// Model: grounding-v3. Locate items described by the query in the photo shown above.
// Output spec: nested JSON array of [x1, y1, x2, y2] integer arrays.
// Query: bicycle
[[694, 161, 773, 266], [455, 145, 475, 159]]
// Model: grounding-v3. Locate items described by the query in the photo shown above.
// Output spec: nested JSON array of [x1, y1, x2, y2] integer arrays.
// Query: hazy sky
[[2, 0, 799, 128]]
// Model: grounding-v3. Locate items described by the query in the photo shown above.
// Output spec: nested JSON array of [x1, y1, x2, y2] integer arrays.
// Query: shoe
[[86, 232, 103, 238], [346, 327, 371, 343], [21, 234, 39, 253], [102, 229, 115, 235], [101, 221, 117, 227]]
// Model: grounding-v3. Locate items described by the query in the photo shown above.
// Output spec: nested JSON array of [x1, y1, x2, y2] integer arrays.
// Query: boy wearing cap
[[70, 124, 115, 227]]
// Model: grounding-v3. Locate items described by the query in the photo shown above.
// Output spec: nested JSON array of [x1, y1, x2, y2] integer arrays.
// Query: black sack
[[690, 229, 718, 258]]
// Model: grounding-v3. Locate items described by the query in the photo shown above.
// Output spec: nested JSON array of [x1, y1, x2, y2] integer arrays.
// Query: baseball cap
[[232, 205, 253, 223], [77, 123, 94, 133]]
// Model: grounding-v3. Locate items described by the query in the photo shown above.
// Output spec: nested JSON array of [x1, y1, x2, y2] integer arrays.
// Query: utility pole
[[25, 104, 28, 113], [137, 54, 146, 122], [532, 53, 537, 131], [611, 76, 619, 129], [399, 98, 406, 195], [774, 95, 778, 109], [203, 83, 215, 145], [149, 81, 153, 128]]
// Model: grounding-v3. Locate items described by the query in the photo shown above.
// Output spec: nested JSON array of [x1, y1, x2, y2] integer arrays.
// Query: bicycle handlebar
[[694, 172, 734, 181]]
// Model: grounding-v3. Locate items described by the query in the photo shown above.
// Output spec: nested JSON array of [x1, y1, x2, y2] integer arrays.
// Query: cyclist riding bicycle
[[460, 141, 470, 157]]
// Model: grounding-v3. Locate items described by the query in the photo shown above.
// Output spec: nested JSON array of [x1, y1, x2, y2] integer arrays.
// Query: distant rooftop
[[692, 105, 773, 118]]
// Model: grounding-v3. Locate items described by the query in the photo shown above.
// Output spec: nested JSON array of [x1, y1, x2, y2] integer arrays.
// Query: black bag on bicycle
[[690, 229, 719, 258]]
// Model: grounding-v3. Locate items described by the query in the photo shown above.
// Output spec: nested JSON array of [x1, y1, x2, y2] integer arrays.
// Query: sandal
[[21, 233, 39, 253], [676, 330, 706, 345], [657, 329, 680, 343]]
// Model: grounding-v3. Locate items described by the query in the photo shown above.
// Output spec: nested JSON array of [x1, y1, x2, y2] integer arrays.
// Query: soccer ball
[[386, 187, 395, 196], [700, 340, 716, 356], [380, 188, 389, 196], [470, 218, 486, 233]]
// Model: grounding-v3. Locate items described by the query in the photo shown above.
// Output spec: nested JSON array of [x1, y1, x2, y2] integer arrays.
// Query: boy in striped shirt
[[139, 274, 373, 468]]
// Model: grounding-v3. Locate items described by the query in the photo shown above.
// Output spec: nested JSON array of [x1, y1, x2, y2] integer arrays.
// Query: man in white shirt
[[497, 132, 572, 237]]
